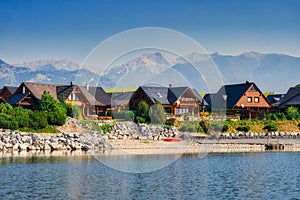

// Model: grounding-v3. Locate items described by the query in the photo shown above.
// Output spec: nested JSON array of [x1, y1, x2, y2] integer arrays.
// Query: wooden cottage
[[129, 86, 205, 116], [8, 82, 111, 117], [8, 82, 61, 109], [211, 81, 271, 119]]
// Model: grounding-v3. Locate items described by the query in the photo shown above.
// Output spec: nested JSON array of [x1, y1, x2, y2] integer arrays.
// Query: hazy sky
[[1, 0, 300, 63]]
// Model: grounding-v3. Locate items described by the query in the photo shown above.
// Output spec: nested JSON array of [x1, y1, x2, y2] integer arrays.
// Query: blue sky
[[0, 0, 300, 63]]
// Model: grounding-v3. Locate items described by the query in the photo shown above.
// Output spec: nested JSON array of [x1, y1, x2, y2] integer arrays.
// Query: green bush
[[11, 107, 30, 128], [38, 91, 67, 125], [134, 101, 149, 123], [236, 125, 250, 132], [29, 111, 48, 129], [263, 122, 278, 132], [65, 103, 81, 119], [149, 101, 166, 124], [136, 116, 146, 123], [199, 120, 210, 133], [286, 106, 299, 120], [112, 111, 134, 121], [0, 113, 18, 130], [100, 124, 112, 134]]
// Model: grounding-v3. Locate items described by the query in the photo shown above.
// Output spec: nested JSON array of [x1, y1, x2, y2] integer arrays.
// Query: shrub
[[236, 126, 250, 132], [112, 111, 134, 121], [199, 120, 210, 133], [12, 107, 30, 128], [65, 103, 81, 119], [100, 124, 112, 134], [136, 116, 146, 123], [286, 106, 299, 120], [38, 91, 67, 125], [0, 113, 18, 130], [29, 111, 48, 129], [134, 101, 149, 123], [149, 101, 166, 124], [263, 123, 278, 132]]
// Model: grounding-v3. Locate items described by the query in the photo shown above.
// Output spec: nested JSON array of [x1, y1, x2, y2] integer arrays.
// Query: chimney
[[246, 80, 250, 84], [70, 81, 74, 86], [86, 84, 89, 91], [169, 84, 172, 88]]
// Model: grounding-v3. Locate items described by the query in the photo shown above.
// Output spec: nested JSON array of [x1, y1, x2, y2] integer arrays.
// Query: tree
[[38, 91, 67, 125], [134, 101, 149, 123], [295, 84, 300, 88], [149, 100, 166, 124], [286, 106, 299, 120]]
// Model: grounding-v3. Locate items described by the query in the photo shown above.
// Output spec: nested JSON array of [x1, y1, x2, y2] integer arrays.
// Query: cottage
[[211, 81, 271, 119], [129, 86, 205, 116], [8, 82, 61, 109], [278, 87, 300, 109], [7, 82, 111, 117]]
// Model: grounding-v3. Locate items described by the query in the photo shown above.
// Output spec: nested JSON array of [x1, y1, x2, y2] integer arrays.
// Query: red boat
[[164, 138, 183, 142]]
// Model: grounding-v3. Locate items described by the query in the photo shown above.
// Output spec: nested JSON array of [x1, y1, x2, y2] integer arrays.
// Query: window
[[71, 93, 80, 101], [254, 97, 259, 103], [247, 97, 252, 103]]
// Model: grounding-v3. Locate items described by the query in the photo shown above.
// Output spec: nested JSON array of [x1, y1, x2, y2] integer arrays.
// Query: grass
[[19, 125, 60, 133], [105, 88, 137, 93]]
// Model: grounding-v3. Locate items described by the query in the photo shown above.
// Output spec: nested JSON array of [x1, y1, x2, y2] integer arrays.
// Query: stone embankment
[[0, 130, 106, 152], [107, 122, 178, 140], [2, 120, 300, 153]]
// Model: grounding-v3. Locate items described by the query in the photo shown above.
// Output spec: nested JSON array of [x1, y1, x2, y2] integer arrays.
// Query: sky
[[0, 0, 300, 64]]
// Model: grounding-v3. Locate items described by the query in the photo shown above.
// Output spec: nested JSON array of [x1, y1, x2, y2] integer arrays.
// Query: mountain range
[[1, 51, 299, 93]]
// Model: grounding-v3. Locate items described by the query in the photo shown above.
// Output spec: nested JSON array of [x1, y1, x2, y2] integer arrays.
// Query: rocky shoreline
[[1, 121, 300, 154]]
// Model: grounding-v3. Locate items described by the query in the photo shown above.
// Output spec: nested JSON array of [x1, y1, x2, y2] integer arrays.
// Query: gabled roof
[[138, 86, 203, 105], [110, 91, 134, 106], [140, 86, 170, 104], [203, 93, 216, 105], [4, 86, 18, 94], [278, 87, 300, 108], [78, 86, 105, 106], [214, 82, 253, 108], [88, 86, 111, 106], [266, 94, 284, 107], [23, 82, 63, 100], [56, 85, 105, 106], [212, 81, 269, 109]]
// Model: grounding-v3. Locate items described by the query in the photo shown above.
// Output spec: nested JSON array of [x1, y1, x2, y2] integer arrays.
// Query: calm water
[[1, 152, 300, 199]]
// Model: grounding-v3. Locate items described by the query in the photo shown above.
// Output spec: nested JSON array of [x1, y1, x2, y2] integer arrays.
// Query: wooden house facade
[[211, 81, 271, 119], [129, 86, 205, 116]]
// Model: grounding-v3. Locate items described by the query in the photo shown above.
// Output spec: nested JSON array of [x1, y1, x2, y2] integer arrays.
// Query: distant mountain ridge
[[1, 51, 300, 93]]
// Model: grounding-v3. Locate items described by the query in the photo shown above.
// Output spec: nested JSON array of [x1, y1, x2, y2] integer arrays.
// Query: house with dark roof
[[211, 81, 271, 119], [8, 82, 111, 117], [129, 86, 205, 116], [0, 86, 18, 103], [266, 94, 285, 108], [278, 87, 300, 109]]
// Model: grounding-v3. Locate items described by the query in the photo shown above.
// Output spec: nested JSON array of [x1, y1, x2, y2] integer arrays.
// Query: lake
[[1, 152, 300, 199]]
